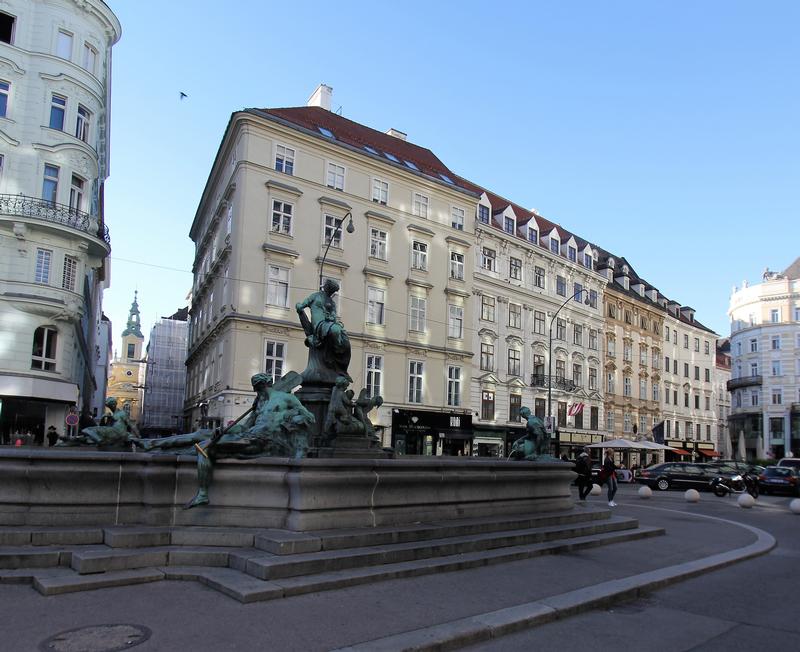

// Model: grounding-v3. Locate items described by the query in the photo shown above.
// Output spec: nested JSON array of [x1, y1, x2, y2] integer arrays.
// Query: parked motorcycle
[[709, 472, 759, 498]]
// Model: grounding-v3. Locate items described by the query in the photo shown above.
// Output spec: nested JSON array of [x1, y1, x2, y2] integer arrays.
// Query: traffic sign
[[65, 413, 79, 426]]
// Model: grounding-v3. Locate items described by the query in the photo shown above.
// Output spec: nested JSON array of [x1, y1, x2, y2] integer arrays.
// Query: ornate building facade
[[106, 292, 144, 423], [0, 0, 120, 443]]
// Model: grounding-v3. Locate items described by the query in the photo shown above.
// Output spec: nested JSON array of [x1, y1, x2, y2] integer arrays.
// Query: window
[[0, 11, 15, 44], [226, 204, 233, 234], [449, 251, 464, 280], [640, 378, 647, 398], [750, 338, 758, 352], [533, 354, 545, 379], [75, 105, 91, 142], [481, 294, 495, 321], [573, 282, 583, 302], [623, 376, 631, 397], [573, 363, 583, 386], [607, 372, 615, 393], [509, 394, 522, 421], [368, 228, 387, 259], [589, 289, 598, 308], [372, 178, 388, 204], [589, 329, 598, 350], [411, 241, 428, 270], [481, 247, 496, 272], [705, 396, 710, 411], [62, 256, 78, 291], [69, 175, 84, 212], [684, 393, 689, 408], [508, 348, 521, 376], [509, 257, 522, 280], [584, 253, 593, 269], [665, 326, 670, 341], [56, 30, 73, 59], [624, 310, 632, 325], [606, 410, 615, 432], [412, 193, 429, 218], [271, 199, 293, 235], [750, 361, 758, 376], [409, 296, 426, 332], [264, 341, 285, 378], [568, 246, 577, 262], [0, 80, 8, 118], [549, 237, 560, 254], [366, 354, 383, 398], [556, 275, 566, 296], [623, 413, 632, 433], [478, 205, 490, 224], [127, 343, 135, 359], [639, 345, 647, 365], [673, 330, 677, 344], [527, 226, 538, 243], [508, 302, 521, 329], [556, 318, 566, 340], [408, 361, 423, 403], [684, 362, 689, 378], [772, 389, 782, 405], [590, 406, 599, 430], [573, 324, 583, 346], [35, 248, 52, 284], [324, 215, 342, 247], [770, 309, 779, 323], [326, 162, 345, 190], [694, 365, 700, 380], [684, 334, 689, 348], [448, 304, 463, 339], [82, 42, 97, 74], [31, 327, 57, 371], [749, 391, 759, 407], [588, 367, 597, 390], [480, 342, 494, 371], [607, 335, 616, 356], [271, 145, 296, 176], [534, 266, 545, 289], [447, 366, 461, 406], [49, 95, 66, 131], [556, 359, 566, 380], [693, 337, 699, 352], [266, 266, 289, 307], [665, 355, 670, 371], [704, 340, 710, 355], [771, 336, 780, 350], [481, 391, 495, 420], [534, 310, 545, 335], [367, 287, 385, 324], [652, 383, 660, 402], [451, 206, 465, 230], [694, 394, 700, 409], [640, 316, 648, 330], [705, 368, 710, 382], [623, 343, 631, 362], [503, 216, 515, 234], [772, 360, 781, 376]]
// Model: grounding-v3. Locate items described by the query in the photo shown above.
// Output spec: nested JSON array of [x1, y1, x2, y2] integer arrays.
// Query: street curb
[[332, 508, 776, 652]]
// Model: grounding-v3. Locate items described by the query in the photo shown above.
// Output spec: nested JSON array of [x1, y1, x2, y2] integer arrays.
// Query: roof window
[[439, 173, 454, 185], [404, 160, 419, 171], [364, 145, 378, 155], [318, 126, 335, 138], [383, 152, 399, 163]]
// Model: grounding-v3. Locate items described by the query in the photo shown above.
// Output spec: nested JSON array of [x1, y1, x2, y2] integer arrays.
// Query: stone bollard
[[685, 489, 700, 503], [590, 484, 602, 496], [638, 486, 653, 499], [789, 499, 800, 514], [737, 493, 755, 509]]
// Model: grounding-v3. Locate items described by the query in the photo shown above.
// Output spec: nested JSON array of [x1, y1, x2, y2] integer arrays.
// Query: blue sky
[[103, 0, 799, 345]]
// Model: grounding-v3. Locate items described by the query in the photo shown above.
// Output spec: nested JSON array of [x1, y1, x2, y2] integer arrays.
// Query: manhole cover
[[40, 624, 151, 652]]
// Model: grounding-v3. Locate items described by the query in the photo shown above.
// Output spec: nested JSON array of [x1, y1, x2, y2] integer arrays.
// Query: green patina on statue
[[57, 397, 140, 450], [510, 406, 557, 461]]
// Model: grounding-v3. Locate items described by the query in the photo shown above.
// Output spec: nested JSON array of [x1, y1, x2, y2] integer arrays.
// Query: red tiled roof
[[254, 106, 473, 192]]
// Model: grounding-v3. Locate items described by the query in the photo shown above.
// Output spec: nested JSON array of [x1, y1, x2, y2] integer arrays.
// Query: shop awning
[[668, 448, 692, 455], [697, 449, 721, 458]]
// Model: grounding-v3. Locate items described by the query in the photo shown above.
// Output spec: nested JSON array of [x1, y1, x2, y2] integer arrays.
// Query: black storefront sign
[[392, 408, 472, 456]]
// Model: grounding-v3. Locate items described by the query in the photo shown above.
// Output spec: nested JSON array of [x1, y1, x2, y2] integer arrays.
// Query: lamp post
[[318, 211, 354, 290], [547, 288, 592, 436]]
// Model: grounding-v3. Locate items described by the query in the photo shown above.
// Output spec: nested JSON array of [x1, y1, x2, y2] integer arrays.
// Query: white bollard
[[737, 493, 755, 509], [789, 499, 800, 514], [685, 489, 700, 503], [638, 486, 653, 499], [590, 483, 602, 496]]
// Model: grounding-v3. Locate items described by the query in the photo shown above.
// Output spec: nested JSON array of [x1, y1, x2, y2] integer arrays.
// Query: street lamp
[[318, 211, 354, 290], [547, 288, 592, 437]]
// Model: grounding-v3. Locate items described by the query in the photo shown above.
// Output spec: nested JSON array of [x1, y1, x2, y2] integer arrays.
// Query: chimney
[[386, 128, 407, 141], [307, 84, 333, 111]]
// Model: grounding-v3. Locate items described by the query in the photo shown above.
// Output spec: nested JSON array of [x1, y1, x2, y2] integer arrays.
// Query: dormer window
[[527, 226, 538, 244], [584, 253, 593, 269], [503, 216, 515, 234], [549, 237, 560, 255], [478, 205, 490, 224], [568, 246, 577, 262]]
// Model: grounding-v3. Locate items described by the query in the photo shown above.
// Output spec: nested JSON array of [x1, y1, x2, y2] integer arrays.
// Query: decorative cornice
[[318, 195, 352, 210], [407, 223, 435, 237], [262, 243, 299, 258], [405, 278, 433, 289], [365, 210, 396, 226], [445, 235, 472, 248], [265, 179, 302, 196], [363, 267, 393, 280], [316, 256, 349, 270]]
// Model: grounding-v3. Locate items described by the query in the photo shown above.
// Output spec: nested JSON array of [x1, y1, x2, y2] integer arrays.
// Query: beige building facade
[[106, 292, 144, 423]]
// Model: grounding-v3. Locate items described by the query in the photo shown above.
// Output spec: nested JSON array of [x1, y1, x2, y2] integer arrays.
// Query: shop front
[[391, 408, 472, 456], [0, 376, 78, 446], [557, 429, 605, 460]]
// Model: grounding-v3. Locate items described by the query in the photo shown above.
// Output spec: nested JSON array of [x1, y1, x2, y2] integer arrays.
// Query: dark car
[[777, 458, 800, 471], [709, 460, 765, 477], [635, 462, 719, 491], [758, 466, 800, 496]]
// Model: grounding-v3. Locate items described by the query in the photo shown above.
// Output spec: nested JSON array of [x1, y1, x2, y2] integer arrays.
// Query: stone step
[[0, 567, 75, 585], [103, 527, 171, 548], [33, 568, 165, 596], [0, 527, 104, 546], [68, 545, 244, 574], [240, 516, 638, 581], [0, 548, 63, 569]]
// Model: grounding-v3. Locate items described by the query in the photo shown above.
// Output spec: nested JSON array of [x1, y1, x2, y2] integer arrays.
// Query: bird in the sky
[[179, 92, 188, 100]]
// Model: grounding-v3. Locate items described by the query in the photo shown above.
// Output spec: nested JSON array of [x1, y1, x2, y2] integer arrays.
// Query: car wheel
[[656, 478, 670, 491]]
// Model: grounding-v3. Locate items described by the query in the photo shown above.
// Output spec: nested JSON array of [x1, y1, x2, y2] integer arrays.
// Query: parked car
[[708, 460, 765, 477], [777, 458, 800, 471], [635, 462, 720, 491], [758, 466, 800, 496]]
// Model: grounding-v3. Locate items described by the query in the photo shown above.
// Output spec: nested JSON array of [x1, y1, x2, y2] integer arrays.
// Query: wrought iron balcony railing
[[530, 374, 579, 392], [726, 375, 762, 391], [0, 194, 110, 245]]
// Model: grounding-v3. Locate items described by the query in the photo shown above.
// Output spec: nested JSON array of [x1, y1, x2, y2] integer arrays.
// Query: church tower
[[107, 292, 146, 423]]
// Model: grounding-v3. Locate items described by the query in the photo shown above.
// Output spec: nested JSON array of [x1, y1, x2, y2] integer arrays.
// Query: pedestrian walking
[[575, 448, 593, 501], [601, 449, 618, 506], [47, 426, 59, 447]]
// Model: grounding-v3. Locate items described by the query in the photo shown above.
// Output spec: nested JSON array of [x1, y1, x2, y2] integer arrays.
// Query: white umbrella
[[636, 441, 679, 451], [721, 429, 733, 459], [586, 438, 647, 449], [737, 430, 746, 461], [756, 436, 765, 461]]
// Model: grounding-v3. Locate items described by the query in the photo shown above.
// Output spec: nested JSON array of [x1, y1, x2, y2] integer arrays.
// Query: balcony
[[530, 374, 579, 393], [727, 375, 762, 391], [0, 194, 110, 245]]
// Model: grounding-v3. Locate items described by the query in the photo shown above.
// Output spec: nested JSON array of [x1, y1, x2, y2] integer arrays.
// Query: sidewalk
[[0, 488, 775, 651]]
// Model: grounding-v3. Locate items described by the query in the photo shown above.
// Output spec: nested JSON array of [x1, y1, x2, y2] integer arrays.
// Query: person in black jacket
[[603, 449, 618, 506], [575, 448, 593, 500]]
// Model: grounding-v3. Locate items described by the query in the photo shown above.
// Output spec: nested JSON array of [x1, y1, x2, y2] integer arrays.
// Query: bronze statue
[[354, 388, 383, 445], [510, 407, 554, 461], [324, 376, 361, 437], [58, 397, 139, 450], [296, 279, 351, 383]]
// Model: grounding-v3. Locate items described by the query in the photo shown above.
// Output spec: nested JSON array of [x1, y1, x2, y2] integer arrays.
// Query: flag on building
[[568, 402, 585, 417]]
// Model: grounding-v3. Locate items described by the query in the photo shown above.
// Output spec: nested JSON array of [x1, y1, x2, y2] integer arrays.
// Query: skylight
[[404, 160, 419, 171], [383, 152, 399, 163], [318, 126, 335, 138], [364, 145, 378, 155], [439, 173, 454, 185]]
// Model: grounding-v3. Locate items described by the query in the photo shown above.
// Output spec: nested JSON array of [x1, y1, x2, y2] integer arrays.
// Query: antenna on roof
[[335, 105, 342, 115]]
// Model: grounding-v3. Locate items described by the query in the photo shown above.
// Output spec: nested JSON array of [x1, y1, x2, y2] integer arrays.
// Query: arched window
[[32, 326, 57, 371]]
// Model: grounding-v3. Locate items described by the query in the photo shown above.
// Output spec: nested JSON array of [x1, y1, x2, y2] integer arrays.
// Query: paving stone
[[33, 568, 165, 595]]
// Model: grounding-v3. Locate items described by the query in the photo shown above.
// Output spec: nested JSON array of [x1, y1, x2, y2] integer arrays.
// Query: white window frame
[[449, 251, 464, 280], [69, 174, 84, 212], [366, 354, 383, 398], [35, 248, 52, 284], [82, 42, 97, 74], [271, 199, 293, 235], [56, 30, 73, 59], [451, 206, 465, 230], [369, 227, 387, 260], [447, 366, 461, 407], [264, 340, 286, 378], [549, 236, 560, 254], [326, 162, 345, 191], [481, 295, 496, 322], [527, 226, 538, 243], [412, 192, 429, 218], [409, 295, 427, 332], [568, 246, 577, 262], [75, 104, 91, 143], [508, 302, 522, 329], [408, 360, 424, 403], [266, 265, 289, 307], [323, 214, 343, 247], [411, 240, 428, 270], [481, 247, 496, 272], [367, 287, 385, 325], [478, 204, 490, 224], [448, 304, 463, 339], [49, 94, 66, 131], [62, 255, 78, 291], [31, 326, 57, 371], [509, 256, 522, 281], [275, 144, 295, 175], [0, 80, 9, 119], [372, 178, 388, 204], [503, 215, 515, 234]]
